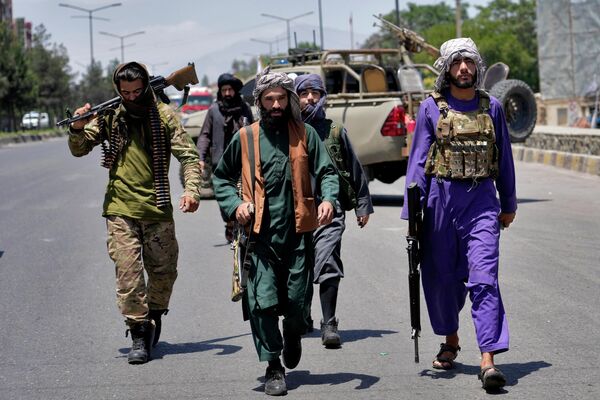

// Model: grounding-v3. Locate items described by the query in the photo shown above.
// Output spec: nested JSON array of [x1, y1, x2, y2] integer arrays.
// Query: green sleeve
[[67, 118, 103, 157], [212, 131, 244, 219], [162, 104, 202, 201], [305, 123, 339, 204]]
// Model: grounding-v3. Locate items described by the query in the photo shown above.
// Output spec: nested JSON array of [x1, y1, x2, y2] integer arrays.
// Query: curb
[[512, 145, 600, 177], [0, 130, 66, 147]]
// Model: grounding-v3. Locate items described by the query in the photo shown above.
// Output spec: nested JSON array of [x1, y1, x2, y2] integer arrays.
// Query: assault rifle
[[57, 63, 199, 127], [406, 182, 423, 363], [373, 14, 440, 58]]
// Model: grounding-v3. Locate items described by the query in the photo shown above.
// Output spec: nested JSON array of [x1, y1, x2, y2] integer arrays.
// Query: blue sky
[[15, 0, 491, 81]]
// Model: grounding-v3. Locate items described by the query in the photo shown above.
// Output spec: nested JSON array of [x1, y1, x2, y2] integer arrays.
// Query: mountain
[[189, 23, 369, 83]]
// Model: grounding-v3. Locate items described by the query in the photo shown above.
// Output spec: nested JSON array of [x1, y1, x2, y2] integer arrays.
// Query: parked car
[[181, 87, 213, 114], [21, 111, 50, 129]]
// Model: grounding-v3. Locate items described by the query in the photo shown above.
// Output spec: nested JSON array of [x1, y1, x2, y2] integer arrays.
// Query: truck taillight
[[380, 105, 407, 136]]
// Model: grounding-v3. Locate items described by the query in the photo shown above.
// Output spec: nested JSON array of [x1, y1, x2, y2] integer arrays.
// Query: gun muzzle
[[411, 328, 420, 363]]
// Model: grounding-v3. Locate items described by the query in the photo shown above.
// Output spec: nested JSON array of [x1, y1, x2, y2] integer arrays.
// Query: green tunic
[[213, 121, 338, 361], [68, 102, 201, 220]]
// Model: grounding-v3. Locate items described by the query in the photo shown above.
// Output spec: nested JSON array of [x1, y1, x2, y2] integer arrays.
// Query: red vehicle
[[181, 87, 213, 114]]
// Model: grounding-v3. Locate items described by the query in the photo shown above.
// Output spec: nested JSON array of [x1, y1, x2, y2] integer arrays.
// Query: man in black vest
[[295, 74, 373, 348], [197, 73, 253, 242]]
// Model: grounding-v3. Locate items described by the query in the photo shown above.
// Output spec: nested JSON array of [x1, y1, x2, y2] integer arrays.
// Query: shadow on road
[[371, 194, 404, 207], [254, 369, 380, 393], [303, 328, 397, 344], [118, 332, 251, 359], [516, 198, 552, 204], [418, 360, 552, 393]]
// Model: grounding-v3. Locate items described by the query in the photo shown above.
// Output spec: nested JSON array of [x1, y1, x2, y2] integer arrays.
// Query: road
[[0, 138, 599, 399]]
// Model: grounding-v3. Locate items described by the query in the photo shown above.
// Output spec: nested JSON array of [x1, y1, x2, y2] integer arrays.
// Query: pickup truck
[[182, 48, 415, 188]]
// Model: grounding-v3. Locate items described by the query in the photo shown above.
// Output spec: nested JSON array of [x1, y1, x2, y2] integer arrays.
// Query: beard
[[448, 71, 476, 89], [260, 106, 291, 130]]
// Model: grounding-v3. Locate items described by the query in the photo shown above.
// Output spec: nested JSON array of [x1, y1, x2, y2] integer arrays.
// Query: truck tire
[[489, 79, 537, 143]]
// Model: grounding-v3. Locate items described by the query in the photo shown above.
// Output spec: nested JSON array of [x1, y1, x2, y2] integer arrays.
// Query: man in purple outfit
[[401, 37, 517, 391]]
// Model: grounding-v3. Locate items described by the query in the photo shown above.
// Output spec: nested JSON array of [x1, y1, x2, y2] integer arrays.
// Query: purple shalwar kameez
[[401, 89, 517, 354]]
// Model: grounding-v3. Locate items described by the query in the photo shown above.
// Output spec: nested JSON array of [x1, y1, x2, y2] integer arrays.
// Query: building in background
[[0, 0, 12, 23], [13, 17, 32, 49], [537, 0, 600, 127]]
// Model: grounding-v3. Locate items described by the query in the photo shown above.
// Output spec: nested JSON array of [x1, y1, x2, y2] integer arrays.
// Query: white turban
[[433, 37, 486, 91], [253, 66, 302, 122]]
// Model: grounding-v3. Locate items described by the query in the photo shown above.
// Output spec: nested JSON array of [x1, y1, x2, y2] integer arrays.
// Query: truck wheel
[[489, 79, 537, 143]]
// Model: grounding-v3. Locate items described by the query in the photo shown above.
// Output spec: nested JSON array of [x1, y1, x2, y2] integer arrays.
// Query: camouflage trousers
[[106, 216, 179, 327]]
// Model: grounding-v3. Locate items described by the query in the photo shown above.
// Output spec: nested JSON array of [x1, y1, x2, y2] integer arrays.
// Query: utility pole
[[318, 0, 324, 49], [99, 30, 145, 63], [58, 2, 122, 66], [455, 0, 462, 38], [261, 11, 314, 52], [349, 13, 354, 50], [395, 0, 400, 26]]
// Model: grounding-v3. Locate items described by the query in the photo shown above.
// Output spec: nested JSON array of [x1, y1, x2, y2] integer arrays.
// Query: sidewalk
[[0, 130, 66, 147], [512, 125, 600, 176]]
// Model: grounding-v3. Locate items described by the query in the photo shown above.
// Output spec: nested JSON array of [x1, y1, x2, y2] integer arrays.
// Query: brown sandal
[[432, 343, 461, 370]]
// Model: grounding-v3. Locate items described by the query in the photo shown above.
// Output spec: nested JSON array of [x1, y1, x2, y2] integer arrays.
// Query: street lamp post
[[250, 36, 286, 57], [261, 11, 314, 52], [250, 38, 274, 57], [99, 30, 145, 63], [58, 2, 122, 66]]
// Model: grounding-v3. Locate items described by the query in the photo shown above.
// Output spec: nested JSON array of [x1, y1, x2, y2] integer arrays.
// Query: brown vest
[[240, 121, 318, 235]]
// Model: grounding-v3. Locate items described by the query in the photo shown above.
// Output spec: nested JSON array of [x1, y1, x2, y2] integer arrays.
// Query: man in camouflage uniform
[[68, 62, 201, 364]]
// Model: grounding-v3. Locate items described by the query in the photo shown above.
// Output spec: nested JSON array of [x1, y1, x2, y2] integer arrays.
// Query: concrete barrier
[[0, 130, 66, 147], [513, 125, 600, 176]]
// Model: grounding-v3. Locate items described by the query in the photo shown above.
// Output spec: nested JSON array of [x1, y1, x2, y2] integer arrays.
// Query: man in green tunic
[[68, 62, 201, 365], [213, 68, 338, 396]]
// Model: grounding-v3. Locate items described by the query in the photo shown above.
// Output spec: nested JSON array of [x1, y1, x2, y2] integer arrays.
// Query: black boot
[[127, 321, 155, 364], [282, 331, 302, 370], [148, 309, 168, 347], [264, 364, 287, 396], [321, 317, 341, 348]]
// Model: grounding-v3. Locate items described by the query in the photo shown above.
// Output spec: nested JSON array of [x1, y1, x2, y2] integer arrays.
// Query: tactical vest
[[323, 120, 357, 211], [424, 90, 498, 180], [240, 121, 319, 234]]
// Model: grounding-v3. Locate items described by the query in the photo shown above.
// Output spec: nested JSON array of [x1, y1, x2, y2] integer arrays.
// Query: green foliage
[[231, 57, 260, 80], [400, 2, 466, 32], [28, 24, 73, 126], [363, 0, 539, 92], [70, 60, 115, 108], [0, 22, 37, 131], [297, 41, 319, 50]]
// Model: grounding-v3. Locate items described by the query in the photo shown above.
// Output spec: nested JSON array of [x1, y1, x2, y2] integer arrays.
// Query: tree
[[201, 74, 210, 87], [230, 57, 259, 80], [71, 60, 114, 107], [362, 0, 539, 91], [28, 24, 73, 126], [0, 22, 37, 131]]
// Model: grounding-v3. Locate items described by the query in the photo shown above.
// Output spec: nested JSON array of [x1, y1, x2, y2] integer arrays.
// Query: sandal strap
[[436, 343, 461, 358], [479, 365, 503, 380]]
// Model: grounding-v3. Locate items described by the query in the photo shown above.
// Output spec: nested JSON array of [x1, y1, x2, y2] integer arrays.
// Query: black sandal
[[478, 366, 506, 390], [432, 343, 461, 370]]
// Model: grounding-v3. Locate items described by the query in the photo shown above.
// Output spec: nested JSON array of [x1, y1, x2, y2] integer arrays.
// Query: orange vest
[[240, 121, 318, 235]]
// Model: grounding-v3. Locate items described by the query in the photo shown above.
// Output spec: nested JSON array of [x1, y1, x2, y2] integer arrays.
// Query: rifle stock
[[57, 63, 199, 127], [406, 182, 423, 363]]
